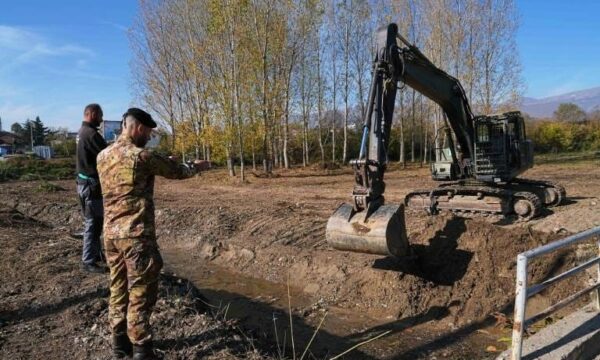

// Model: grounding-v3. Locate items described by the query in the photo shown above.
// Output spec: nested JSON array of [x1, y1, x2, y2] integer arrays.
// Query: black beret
[[124, 107, 157, 128]]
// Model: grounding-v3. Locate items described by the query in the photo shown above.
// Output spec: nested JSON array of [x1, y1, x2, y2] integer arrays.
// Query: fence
[[32, 145, 53, 159], [511, 226, 600, 359]]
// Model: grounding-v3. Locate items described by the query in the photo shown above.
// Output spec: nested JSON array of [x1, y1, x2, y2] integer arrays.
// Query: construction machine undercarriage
[[405, 179, 566, 221]]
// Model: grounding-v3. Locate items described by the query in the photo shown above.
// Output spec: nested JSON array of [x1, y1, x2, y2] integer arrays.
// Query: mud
[[1, 160, 599, 358], [0, 206, 276, 360]]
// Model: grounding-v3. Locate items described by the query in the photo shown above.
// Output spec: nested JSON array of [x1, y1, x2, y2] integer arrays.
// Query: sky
[[0, 0, 137, 131], [517, 0, 600, 99], [0, 1, 599, 131]]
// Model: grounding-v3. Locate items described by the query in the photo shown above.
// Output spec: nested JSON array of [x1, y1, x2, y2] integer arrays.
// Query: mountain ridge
[[520, 87, 600, 118]]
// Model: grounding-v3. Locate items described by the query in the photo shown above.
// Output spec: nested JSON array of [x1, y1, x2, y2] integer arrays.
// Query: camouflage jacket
[[97, 135, 195, 240]]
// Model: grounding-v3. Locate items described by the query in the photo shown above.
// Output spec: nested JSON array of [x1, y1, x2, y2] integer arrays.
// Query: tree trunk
[[226, 147, 235, 177], [282, 53, 294, 169], [399, 89, 405, 167], [252, 142, 256, 171], [411, 89, 416, 163], [343, 14, 349, 164], [283, 110, 289, 168], [420, 99, 425, 167]]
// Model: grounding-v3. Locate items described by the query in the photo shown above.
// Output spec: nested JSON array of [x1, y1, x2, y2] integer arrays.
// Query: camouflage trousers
[[104, 237, 163, 345]]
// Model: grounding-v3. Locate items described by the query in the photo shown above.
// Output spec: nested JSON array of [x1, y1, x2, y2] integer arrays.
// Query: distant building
[[99, 120, 160, 148], [100, 120, 122, 143], [0, 131, 18, 156]]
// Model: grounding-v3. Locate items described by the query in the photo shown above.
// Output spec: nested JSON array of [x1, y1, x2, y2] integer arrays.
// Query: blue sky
[[517, 0, 600, 99], [0, 1, 599, 131], [0, 0, 137, 131]]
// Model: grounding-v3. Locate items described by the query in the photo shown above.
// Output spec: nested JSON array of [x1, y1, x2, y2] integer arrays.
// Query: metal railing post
[[511, 254, 528, 360], [596, 239, 600, 311], [509, 227, 600, 359]]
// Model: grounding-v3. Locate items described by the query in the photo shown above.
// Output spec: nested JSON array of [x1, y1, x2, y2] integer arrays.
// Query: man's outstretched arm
[[138, 150, 202, 179]]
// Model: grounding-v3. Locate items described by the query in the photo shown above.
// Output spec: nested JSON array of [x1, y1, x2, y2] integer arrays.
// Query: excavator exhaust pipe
[[326, 203, 409, 257]]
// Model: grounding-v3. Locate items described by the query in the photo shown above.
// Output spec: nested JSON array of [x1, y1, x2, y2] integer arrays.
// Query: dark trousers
[[77, 178, 104, 265]]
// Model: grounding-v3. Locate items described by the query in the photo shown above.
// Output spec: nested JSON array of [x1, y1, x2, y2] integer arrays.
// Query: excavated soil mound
[[155, 198, 581, 327]]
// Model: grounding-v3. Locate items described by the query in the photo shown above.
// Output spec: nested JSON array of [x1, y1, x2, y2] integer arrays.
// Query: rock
[[553, 227, 567, 234], [199, 244, 216, 259], [239, 248, 255, 262], [486, 345, 497, 352]]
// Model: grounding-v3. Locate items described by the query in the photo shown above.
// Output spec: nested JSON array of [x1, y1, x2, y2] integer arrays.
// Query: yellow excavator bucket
[[326, 203, 409, 257]]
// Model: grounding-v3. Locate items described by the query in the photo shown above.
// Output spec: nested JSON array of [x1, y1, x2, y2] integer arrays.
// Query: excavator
[[325, 23, 566, 257]]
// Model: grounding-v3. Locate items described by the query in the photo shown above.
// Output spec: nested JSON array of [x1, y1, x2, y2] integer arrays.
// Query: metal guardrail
[[511, 226, 600, 360]]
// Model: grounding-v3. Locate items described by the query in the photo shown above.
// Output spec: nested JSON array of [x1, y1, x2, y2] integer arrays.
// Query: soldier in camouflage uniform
[[97, 108, 207, 360]]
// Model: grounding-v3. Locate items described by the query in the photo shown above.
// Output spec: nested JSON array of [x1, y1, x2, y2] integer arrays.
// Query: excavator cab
[[473, 112, 533, 183]]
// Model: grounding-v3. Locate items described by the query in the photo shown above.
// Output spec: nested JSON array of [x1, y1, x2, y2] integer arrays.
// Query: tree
[[128, 0, 523, 168], [10, 122, 28, 148], [476, 0, 522, 113], [11, 122, 23, 135], [47, 127, 76, 157], [554, 103, 587, 123], [31, 116, 49, 146], [130, 1, 181, 152]]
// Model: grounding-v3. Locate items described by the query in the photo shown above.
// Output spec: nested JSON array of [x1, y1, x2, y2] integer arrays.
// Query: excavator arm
[[326, 23, 477, 257], [351, 23, 475, 212], [350, 23, 401, 213]]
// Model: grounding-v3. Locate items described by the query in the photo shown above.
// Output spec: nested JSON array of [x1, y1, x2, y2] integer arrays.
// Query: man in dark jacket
[[76, 103, 108, 273]]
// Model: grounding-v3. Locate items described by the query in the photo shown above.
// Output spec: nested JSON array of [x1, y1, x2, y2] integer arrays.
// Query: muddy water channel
[[162, 248, 506, 359]]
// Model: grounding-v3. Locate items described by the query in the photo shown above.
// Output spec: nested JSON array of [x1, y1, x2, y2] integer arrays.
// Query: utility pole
[[29, 120, 34, 150]]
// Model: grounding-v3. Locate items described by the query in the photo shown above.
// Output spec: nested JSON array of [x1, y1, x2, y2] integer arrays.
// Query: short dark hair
[[84, 103, 102, 116]]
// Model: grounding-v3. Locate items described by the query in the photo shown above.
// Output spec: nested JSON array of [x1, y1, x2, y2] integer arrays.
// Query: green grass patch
[[534, 151, 600, 164], [0, 157, 75, 182], [36, 181, 66, 192]]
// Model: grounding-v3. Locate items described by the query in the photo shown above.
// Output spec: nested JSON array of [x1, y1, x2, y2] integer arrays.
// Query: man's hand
[[193, 160, 211, 171]]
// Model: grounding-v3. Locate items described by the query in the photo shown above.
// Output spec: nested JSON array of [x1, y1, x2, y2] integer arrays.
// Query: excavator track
[[510, 178, 566, 207], [405, 183, 543, 221]]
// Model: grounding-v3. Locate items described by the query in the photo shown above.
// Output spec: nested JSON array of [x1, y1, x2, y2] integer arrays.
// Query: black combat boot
[[81, 262, 107, 273], [132, 342, 159, 360], [112, 334, 132, 358]]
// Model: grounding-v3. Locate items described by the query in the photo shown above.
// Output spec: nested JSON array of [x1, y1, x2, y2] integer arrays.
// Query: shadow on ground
[[373, 217, 473, 286]]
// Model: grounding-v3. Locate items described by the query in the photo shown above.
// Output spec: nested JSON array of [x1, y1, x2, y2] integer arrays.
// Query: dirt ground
[[1, 160, 599, 359]]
